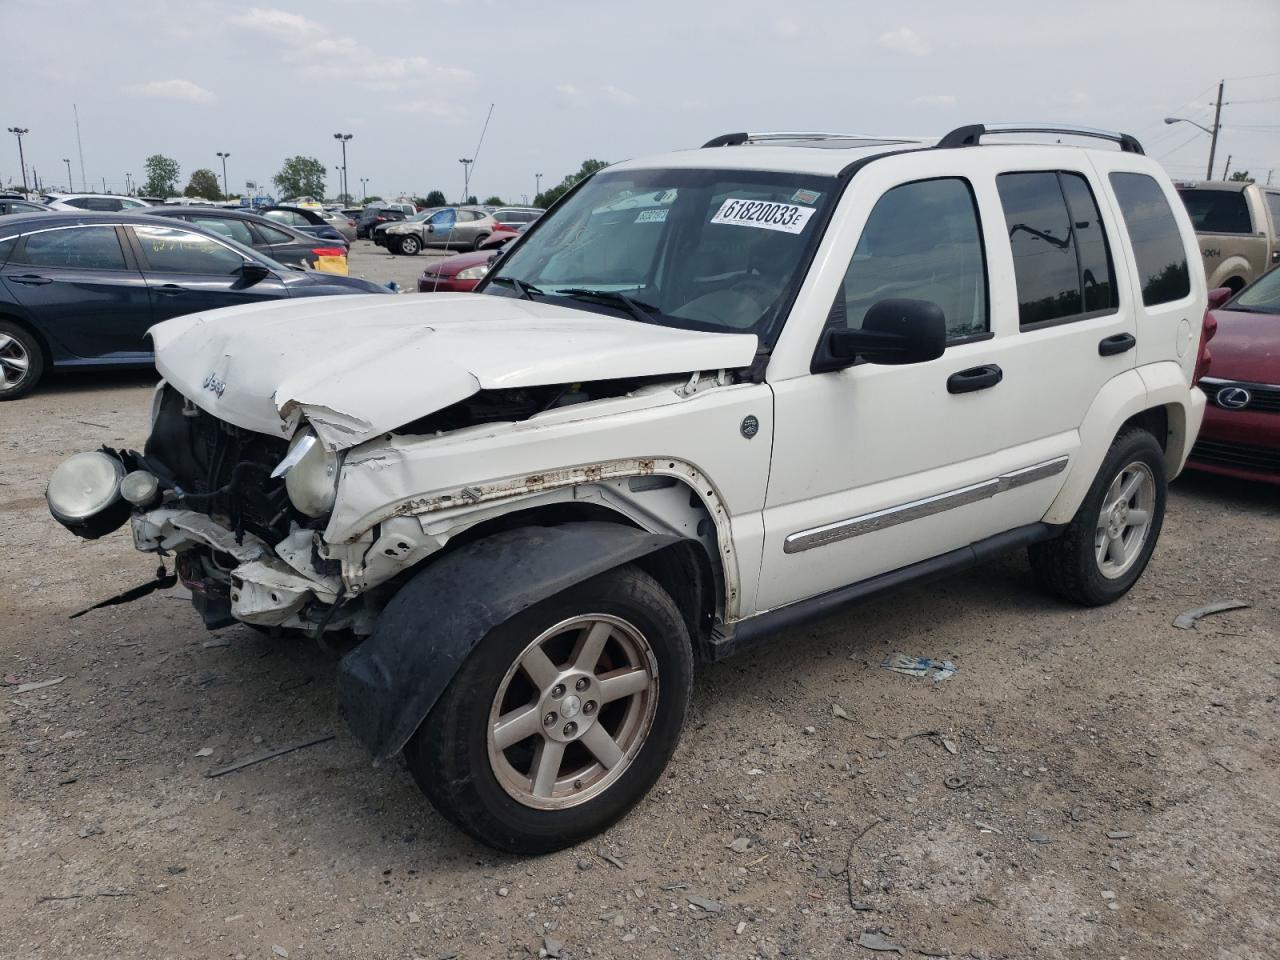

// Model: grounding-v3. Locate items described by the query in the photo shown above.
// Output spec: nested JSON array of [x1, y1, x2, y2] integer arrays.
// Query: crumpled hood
[[149, 292, 758, 449]]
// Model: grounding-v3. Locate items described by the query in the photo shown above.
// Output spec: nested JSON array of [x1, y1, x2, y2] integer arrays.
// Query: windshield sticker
[[790, 188, 821, 205], [635, 208, 668, 224], [710, 198, 815, 235]]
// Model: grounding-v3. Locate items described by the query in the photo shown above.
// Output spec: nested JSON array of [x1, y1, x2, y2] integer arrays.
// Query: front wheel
[[0, 320, 44, 401], [405, 564, 693, 854], [397, 235, 421, 256], [1029, 427, 1167, 606]]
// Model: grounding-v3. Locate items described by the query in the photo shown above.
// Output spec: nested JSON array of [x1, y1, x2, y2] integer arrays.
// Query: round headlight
[[47, 451, 131, 539], [284, 429, 341, 517], [120, 470, 161, 508]]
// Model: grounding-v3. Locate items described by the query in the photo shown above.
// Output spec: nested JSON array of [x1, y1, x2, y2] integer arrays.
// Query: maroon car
[[416, 248, 498, 293], [1187, 270, 1280, 484]]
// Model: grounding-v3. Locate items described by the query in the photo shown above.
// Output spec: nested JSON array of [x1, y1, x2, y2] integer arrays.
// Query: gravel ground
[[1, 373, 1277, 960]]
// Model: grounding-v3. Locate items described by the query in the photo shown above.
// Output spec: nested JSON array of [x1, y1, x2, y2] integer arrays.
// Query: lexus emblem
[[1216, 386, 1251, 409], [740, 415, 760, 439]]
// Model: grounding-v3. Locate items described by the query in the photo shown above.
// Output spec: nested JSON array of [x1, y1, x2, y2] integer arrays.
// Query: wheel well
[[1121, 406, 1169, 451], [1223, 277, 1245, 293], [0, 312, 52, 366]]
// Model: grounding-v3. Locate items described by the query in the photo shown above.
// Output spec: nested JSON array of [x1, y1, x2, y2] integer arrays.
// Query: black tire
[[405, 564, 693, 854], [471, 232, 489, 251], [0, 319, 45, 401], [1029, 427, 1167, 606], [397, 235, 421, 256]]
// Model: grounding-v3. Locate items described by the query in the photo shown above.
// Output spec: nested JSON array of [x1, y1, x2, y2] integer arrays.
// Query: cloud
[[910, 94, 956, 106], [227, 7, 322, 36], [878, 27, 931, 56], [123, 79, 216, 103], [388, 100, 468, 123], [775, 19, 800, 38], [603, 84, 637, 105]]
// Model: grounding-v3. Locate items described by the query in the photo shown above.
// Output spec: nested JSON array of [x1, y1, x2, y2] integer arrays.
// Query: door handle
[[1098, 332, 1136, 356], [8, 274, 52, 285], [154, 283, 187, 296], [947, 364, 1003, 394]]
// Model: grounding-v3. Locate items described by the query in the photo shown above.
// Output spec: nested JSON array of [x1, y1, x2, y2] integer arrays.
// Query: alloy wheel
[[486, 614, 659, 810], [1094, 461, 1155, 579], [0, 333, 30, 389]]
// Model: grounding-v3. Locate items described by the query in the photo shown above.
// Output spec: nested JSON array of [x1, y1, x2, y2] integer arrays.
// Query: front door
[[755, 159, 1136, 613], [126, 224, 289, 322], [0, 224, 153, 359]]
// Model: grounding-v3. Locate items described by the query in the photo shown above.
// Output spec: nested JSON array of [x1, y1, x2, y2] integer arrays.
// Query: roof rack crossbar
[[937, 123, 1145, 154], [701, 131, 920, 148]]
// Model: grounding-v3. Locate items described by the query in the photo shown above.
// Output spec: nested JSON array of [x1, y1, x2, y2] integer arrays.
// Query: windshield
[[1232, 266, 1280, 314], [482, 167, 838, 338]]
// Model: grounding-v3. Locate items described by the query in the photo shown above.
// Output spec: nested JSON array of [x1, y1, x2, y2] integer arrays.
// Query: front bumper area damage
[[132, 509, 345, 631]]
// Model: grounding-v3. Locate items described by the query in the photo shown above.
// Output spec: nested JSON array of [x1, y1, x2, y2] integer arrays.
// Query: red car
[[416, 248, 499, 292], [1187, 270, 1280, 484]]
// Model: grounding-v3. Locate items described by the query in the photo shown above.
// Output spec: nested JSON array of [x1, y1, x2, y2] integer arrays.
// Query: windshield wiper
[[558, 287, 660, 325], [488, 275, 544, 300]]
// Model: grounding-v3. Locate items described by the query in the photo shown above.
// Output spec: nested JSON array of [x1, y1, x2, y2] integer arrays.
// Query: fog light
[[46, 451, 131, 539], [120, 470, 161, 508]]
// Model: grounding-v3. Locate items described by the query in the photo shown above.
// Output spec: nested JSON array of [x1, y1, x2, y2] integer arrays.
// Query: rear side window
[[1110, 173, 1191, 306], [21, 226, 127, 269], [256, 223, 295, 244], [997, 171, 1117, 326], [192, 216, 254, 247], [1265, 193, 1280, 233], [836, 177, 989, 340], [0, 236, 15, 263], [1176, 188, 1253, 234]]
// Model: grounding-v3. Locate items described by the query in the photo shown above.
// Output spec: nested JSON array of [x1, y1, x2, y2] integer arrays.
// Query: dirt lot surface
[[2, 374, 1277, 960], [347, 238, 457, 292]]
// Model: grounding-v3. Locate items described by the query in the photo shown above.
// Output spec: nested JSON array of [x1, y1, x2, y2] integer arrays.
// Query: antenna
[[73, 103, 86, 192], [466, 103, 495, 199]]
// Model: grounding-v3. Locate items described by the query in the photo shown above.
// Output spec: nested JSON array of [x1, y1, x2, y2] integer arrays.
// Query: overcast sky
[[5, 0, 1279, 201]]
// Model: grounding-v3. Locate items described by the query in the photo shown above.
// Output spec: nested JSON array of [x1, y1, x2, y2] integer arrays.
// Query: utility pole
[[333, 133, 352, 203], [62, 157, 72, 191], [6, 127, 29, 193], [1206, 80, 1224, 181], [216, 152, 230, 198]]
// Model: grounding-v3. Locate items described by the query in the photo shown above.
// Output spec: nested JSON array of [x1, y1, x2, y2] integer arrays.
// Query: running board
[[706, 522, 1059, 660]]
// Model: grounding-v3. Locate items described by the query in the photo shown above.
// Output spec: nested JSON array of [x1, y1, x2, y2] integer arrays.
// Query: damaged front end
[[48, 385, 359, 633]]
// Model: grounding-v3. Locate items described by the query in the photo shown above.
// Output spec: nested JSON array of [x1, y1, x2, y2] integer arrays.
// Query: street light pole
[[333, 133, 352, 203], [216, 152, 231, 198], [535, 172, 542, 200], [359, 177, 368, 202], [7, 127, 29, 193], [459, 158, 472, 203], [63, 157, 72, 191]]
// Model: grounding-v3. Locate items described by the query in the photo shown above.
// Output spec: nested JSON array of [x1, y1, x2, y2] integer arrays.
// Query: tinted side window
[[21, 226, 127, 269], [0, 236, 15, 263], [1176, 189, 1253, 234], [1059, 174, 1117, 314], [1265, 193, 1280, 234], [1110, 173, 1191, 306], [134, 225, 245, 274], [997, 172, 1084, 325], [192, 216, 254, 247], [256, 223, 295, 245], [836, 177, 988, 340]]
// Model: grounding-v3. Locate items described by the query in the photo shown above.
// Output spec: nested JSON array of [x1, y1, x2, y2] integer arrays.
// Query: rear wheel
[[405, 564, 693, 854], [0, 320, 44, 401], [471, 232, 489, 251], [397, 235, 421, 256], [1029, 428, 1167, 606]]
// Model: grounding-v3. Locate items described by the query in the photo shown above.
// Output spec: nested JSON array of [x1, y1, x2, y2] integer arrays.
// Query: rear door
[[0, 223, 153, 359], [252, 221, 316, 269], [126, 223, 289, 322]]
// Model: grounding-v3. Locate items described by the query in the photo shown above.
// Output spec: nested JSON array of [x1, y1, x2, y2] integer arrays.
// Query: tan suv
[[1175, 179, 1280, 292]]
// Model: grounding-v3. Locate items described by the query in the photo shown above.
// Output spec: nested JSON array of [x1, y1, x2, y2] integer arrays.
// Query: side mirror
[[1206, 286, 1233, 310], [817, 298, 947, 371], [239, 261, 271, 286]]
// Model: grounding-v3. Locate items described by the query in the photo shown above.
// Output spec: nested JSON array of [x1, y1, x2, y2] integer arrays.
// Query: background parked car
[[139, 206, 350, 274], [492, 207, 543, 230], [380, 206, 499, 254], [1187, 270, 1280, 484], [0, 212, 390, 400], [259, 205, 352, 246], [45, 194, 152, 212], [1, 199, 51, 216], [415, 235, 519, 292], [356, 205, 407, 238], [1175, 179, 1280, 292]]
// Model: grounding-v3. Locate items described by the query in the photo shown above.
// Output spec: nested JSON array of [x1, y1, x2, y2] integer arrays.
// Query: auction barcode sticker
[[710, 198, 815, 235]]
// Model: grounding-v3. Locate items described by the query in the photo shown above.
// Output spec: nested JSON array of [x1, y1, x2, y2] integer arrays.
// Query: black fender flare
[[337, 521, 681, 758]]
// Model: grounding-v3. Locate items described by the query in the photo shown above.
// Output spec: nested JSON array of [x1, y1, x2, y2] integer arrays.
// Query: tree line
[[138, 154, 612, 206]]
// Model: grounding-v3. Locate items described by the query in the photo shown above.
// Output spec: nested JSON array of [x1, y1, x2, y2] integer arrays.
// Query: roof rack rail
[[937, 123, 1145, 154], [701, 131, 918, 148]]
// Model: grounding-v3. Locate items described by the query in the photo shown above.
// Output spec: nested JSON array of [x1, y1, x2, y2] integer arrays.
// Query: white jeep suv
[[47, 124, 1211, 853]]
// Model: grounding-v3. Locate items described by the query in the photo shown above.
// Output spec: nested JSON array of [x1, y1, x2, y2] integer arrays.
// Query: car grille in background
[[1189, 439, 1280, 475], [1200, 379, 1280, 413], [145, 387, 294, 545]]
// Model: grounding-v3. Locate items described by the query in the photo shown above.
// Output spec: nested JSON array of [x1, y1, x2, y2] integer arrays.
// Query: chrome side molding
[[783, 456, 1069, 554]]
